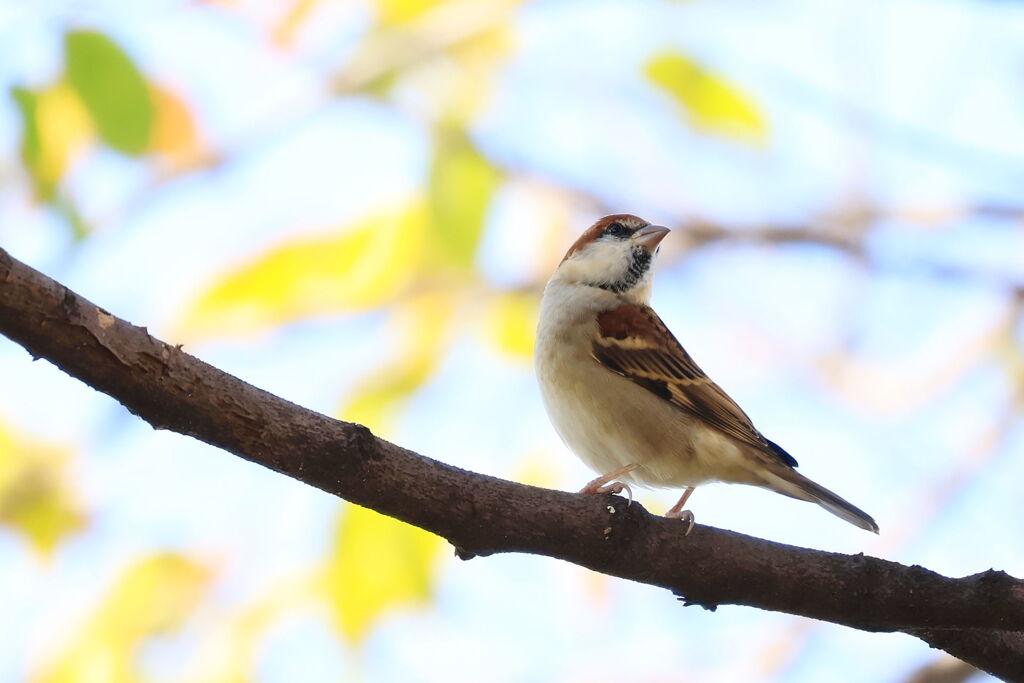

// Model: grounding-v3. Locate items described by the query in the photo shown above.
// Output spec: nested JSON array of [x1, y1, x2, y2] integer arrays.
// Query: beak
[[632, 225, 670, 250]]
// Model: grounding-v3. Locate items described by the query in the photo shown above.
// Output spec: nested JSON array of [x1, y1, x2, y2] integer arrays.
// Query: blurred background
[[0, 0, 1022, 681]]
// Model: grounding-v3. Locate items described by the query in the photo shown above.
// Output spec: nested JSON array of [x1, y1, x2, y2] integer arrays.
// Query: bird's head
[[553, 214, 670, 302]]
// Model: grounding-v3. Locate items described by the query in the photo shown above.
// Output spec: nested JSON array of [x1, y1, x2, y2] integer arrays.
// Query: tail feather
[[763, 468, 879, 534]]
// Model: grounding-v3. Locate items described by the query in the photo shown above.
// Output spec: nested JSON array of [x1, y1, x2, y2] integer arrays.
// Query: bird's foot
[[579, 464, 639, 505], [665, 486, 696, 535], [665, 508, 695, 536], [579, 480, 634, 505]]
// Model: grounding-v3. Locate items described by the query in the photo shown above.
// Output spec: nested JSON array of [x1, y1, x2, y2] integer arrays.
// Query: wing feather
[[593, 303, 798, 468]]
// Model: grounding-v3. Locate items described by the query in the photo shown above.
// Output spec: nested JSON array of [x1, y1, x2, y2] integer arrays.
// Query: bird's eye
[[603, 222, 632, 239]]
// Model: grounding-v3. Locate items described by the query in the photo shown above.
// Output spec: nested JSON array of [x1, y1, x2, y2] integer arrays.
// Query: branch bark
[[1, 247, 1022, 680]]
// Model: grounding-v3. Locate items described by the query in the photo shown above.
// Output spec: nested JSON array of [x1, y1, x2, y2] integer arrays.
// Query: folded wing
[[592, 303, 798, 468]]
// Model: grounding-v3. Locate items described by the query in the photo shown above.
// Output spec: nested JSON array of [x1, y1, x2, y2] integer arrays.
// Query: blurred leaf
[[357, 69, 403, 99], [34, 553, 209, 683], [273, 0, 322, 47], [53, 195, 91, 241], [341, 356, 434, 435], [644, 51, 766, 144], [65, 30, 154, 155], [181, 573, 318, 683], [11, 88, 43, 196], [179, 204, 427, 339], [443, 25, 512, 121], [324, 504, 442, 644], [482, 291, 537, 359], [428, 129, 501, 269], [375, 0, 448, 24], [1000, 336, 1024, 399], [0, 421, 86, 555], [147, 83, 203, 170], [11, 82, 93, 201], [339, 291, 453, 435], [94, 554, 208, 635], [510, 449, 563, 489], [336, 0, 516, 100]]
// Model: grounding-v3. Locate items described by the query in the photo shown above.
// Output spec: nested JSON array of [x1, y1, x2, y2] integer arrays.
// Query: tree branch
[[1, 247, 1022, 679]]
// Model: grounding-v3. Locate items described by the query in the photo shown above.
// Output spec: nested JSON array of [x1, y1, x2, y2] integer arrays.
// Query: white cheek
[[561, 241, 632, 284]]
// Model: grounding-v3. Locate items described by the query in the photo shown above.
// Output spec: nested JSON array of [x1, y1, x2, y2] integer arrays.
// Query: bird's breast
[[535, 316, 754, 489]]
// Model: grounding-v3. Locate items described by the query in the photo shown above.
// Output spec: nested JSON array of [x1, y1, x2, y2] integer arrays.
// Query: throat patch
[[595, 247, 651, 293]]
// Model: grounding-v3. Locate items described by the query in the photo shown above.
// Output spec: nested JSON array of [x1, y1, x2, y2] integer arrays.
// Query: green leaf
[[10, 84, 94, 235], [644, 51, 766, 144], [65, 30, 153, 155], [11, 87, 47, 198], [324, 504, 442, 644], [53, 195, 91, 241], [428, 128, 501, 270]]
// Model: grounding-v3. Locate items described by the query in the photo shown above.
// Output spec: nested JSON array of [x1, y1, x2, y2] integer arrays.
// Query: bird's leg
[[665, 487, 696, 535], [579, 464, 639, 504]]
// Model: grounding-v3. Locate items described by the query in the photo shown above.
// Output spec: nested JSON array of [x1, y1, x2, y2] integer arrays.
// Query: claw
[[665, 508, 695, 535], [587, 481, 633, 505], [665, 486, 696, 535]]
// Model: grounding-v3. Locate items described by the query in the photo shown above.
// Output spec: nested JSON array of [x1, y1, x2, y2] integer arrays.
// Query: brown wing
[[593, 303, 797, 467]]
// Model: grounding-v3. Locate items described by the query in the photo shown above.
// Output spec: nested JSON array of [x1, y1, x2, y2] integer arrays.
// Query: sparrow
[[534, 214, 878, 534]]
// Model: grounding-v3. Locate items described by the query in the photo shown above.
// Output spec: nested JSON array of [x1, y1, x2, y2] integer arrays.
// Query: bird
[[534, 214, 879, 534]]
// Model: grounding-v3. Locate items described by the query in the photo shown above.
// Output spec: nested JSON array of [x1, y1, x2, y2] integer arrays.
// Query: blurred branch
[[554, 181, 1024, 296], [674, 220, 1024, 298], [903, 655, 980, 683], [2, 247, 1024, 679]]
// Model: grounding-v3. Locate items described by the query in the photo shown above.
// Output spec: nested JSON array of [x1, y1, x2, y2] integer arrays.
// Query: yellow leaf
[[339, 291, 453, 435], [0, 420, 86, 555], [34, 553, 209, 683], [324, 504, 442, 644], [12, 81, 93, 201], [428, 128, 501, 270], [482, 291, 537, 359], [96, 554, 209, 636], [147, 83, 203, 170], [645, 51, 767, 144], [375, 0, 447, 24], [178, 204, 427, 340]]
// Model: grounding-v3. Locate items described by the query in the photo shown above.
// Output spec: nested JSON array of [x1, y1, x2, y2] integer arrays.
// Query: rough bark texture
[[1, 246, 1022, 680]]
